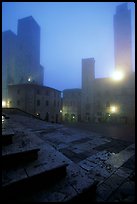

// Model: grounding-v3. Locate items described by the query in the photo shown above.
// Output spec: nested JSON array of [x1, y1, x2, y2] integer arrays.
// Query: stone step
[[2, 129, 14, 146], [2, 163, 67, 200], [2, 144, 69, 201], [2, 148, 40, 167], [2, 162, 97, 202], [2, 162, 96, 202]]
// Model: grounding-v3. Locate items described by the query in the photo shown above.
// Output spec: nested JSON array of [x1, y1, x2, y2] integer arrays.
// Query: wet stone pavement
[[38, 125, 135, 202], [2, 111, 135, 202]]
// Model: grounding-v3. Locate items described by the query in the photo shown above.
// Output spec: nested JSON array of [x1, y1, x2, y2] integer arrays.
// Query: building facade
[[92, 73, 135, 124], [81, 60, 135, 124], [2, 16, 44, 104], [8, 84, 62, 123], [62, 89, 81, 122]]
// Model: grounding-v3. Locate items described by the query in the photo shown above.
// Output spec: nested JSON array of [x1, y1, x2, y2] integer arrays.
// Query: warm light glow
[[110, 106, 117, 113], [60, 110, 62, 113], [2, 115, 5, 123], [7, 100, 10, 108], [2, 101, 6, 107], [112, 70, 124, 81]]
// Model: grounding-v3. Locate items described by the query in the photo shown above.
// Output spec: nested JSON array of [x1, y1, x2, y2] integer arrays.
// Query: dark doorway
[[45, 112, 49, 122], [56, 114, 58, 123]]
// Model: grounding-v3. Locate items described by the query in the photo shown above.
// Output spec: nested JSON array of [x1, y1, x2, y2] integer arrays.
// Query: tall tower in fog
[[2, 16, 44, 102], [2, 31, 18, 101], [81, 58, 95, 122], [113, 3, 132, 73], [17, 16, 43, 84]]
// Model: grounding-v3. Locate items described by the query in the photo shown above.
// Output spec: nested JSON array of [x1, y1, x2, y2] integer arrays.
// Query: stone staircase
[[2, 110, 96, 202], [2, 124, 68, 201]]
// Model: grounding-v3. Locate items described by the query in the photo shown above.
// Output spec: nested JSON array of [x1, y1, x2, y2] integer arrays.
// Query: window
[[45, 100, 49, 106], [106, 101, 110, 108], [54, 100, 56, 107], [86, 103, 90, 110], [17, 89, 20, 94], [97, 112, 102, 116], [37, 100, 40, 106], [37, 89, 40, 95], [46, 90, 49, 96], [17, 100, 20, 106], [96, 101, 100, 109]]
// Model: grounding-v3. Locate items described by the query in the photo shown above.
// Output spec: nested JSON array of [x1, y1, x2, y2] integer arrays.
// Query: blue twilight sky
[[2, 2, 135, 91]]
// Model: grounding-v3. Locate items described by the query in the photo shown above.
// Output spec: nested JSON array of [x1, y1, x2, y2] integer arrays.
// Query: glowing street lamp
[[110, 106, 117, 113], [28, 77, 31, 82], [2, 115, 5, 123], [112, 70, 124, 81]]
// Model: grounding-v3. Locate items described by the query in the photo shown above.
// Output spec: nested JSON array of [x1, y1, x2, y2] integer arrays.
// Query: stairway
[[2, 126, 68, 202], [2, 110, 96, 202]]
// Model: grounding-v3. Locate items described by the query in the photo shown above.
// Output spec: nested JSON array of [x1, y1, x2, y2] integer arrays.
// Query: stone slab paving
[[105, 144, 135, 168], [2, 109, 135, 202], [18, 162, 96, 202], [2, 135, 70, 185]]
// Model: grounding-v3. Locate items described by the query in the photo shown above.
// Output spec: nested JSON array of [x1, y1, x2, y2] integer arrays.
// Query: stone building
[[2, 31, 18, 101], [81, 58, 135, 124], [62, 89, 81, 122], [81, 58, 95, 122], [93, 73, 135, 124], [8, 83, 62, 123], [114, 3, 132, 74], [2, 16, 44, 103], [63, 3, 135, 123]]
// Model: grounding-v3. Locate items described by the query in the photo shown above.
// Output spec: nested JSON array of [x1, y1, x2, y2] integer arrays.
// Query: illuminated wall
[[62, 89, 81, 122]]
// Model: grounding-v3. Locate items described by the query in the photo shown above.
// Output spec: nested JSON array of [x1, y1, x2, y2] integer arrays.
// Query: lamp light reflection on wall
[[2, 101, 6, 107], [7, 100, 10, 108]]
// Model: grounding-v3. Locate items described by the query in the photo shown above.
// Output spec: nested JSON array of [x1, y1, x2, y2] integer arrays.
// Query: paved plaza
[[2, 109, 135, 202]]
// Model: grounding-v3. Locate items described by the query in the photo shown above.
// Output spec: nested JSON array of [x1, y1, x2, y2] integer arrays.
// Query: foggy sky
[[2, 2, 135, 91]]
